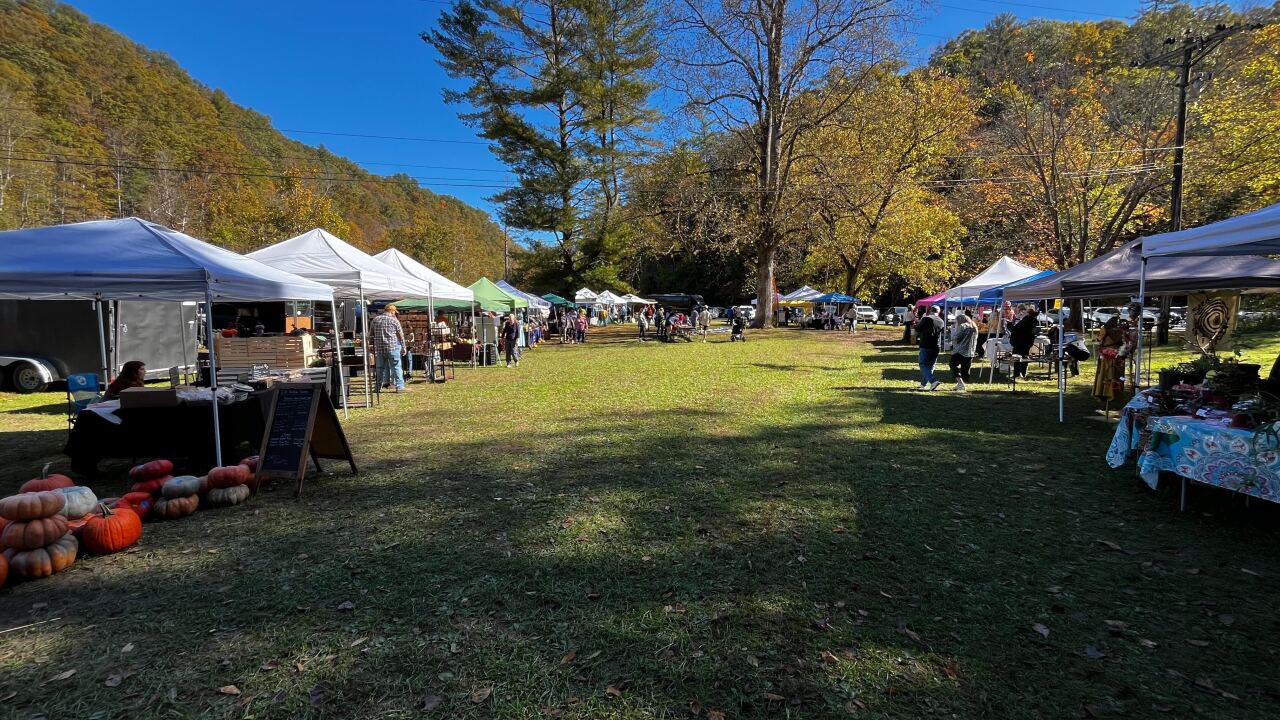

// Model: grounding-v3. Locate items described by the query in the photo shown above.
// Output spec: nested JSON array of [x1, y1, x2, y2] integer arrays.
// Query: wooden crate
[[214, 335, 316, 369]]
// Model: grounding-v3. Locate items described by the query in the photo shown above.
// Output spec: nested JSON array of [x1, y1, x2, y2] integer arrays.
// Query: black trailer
[[0, 300, 196, 393]]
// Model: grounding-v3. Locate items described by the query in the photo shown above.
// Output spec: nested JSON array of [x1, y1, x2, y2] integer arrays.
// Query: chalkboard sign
[[256, 383, 356, 496]]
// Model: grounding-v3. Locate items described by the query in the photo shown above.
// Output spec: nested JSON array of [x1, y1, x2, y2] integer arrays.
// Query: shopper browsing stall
[[370, 304, 407, 393]]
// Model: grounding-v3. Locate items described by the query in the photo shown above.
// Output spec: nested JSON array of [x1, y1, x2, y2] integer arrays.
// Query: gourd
[[239, 456, 260, 472], [19, 464, 75, 494], [130, 477, 170, 496], [207, 484, 250, 507], [207, 465, 250, 489], [161, 475, 201, 499], [151, 494, 198, 520], [1, 516, 69, 550], [0, 551, 7, 588], [117, 492, 154, 519], [82, 504, 142, 555], [3, 535, 78, 579], [128, 459, 174, 481], [55, 486, 98, 519], [0, 491, 66, 522]]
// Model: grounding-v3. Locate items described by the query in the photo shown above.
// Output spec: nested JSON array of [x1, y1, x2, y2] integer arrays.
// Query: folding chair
[[65, 372, 102, 430]]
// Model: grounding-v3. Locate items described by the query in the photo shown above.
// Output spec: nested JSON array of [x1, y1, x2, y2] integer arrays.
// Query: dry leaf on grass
[[420, 693, 443, 710], [218, 685, 241, 696], [1032, 623, 1050, 638], [707, 711, 726, 720], [471, 686, 493, 704], [605, 685, 623, 698], [104, 670, 133, 688], [43, 669, 75, 684], [560, 650, 577, 665]]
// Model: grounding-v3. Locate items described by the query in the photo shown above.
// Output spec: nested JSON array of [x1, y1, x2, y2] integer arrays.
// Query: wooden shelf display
[[213, 335, 317, 369]]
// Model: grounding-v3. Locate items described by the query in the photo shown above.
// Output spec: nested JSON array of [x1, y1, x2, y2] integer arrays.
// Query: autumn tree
[[664, 0, 904, 325], [793, 69, 974, 297]]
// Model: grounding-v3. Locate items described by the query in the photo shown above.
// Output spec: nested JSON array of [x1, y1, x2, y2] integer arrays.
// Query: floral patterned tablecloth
[[1108, 395, 1280, 503]]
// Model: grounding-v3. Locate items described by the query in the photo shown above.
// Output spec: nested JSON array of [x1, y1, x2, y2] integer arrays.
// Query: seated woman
[[103, 360, 146, 400]]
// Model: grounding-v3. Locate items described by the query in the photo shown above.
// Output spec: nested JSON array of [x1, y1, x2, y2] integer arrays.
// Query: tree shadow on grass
[[5, 390, 1280, 719]]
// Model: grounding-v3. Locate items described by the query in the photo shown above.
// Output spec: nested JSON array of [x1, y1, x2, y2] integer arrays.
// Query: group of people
[[912, 302, 1048, 391], [637, 305, 712, 342]]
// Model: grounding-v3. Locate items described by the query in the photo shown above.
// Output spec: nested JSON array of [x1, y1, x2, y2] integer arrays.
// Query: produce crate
[[213, 335, 316, 369]]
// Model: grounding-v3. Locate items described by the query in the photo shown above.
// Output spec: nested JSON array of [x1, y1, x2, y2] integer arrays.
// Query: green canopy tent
[[469, 276, 527, 312], [541, 292, 576, 307]]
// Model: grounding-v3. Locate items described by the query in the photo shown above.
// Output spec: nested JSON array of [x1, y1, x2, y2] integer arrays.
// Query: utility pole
[[501, 223, 511, 280], [1138, 23, 1259, 345]]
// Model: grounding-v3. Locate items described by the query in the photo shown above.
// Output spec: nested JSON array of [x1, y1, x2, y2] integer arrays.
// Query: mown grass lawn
[[1, 324, 1279, 719]]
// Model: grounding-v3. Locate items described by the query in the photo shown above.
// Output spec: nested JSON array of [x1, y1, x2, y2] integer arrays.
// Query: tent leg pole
[[95, 295, 110, 387], [332, 297, 349, 420], [359, 288, 371, 407], [471, 303, 477, 369], [205, 286, 223, 467], [1134, 258, 1148, 392], [1058, 296, 1065, 423]]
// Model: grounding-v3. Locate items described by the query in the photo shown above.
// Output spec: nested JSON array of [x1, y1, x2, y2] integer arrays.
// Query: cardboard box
[[118, 387, 179, 409]]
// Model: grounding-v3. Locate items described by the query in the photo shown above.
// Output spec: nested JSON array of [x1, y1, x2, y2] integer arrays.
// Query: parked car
[[733, 305, 757, 322], [646, 293, 706, 314], [1090, 306, 1157, 327], [886, 306, 914, 325], [855, 306, 878, 324]]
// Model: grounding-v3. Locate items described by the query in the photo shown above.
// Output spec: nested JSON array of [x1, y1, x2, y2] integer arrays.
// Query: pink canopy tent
[[914, 291, 945, 308]]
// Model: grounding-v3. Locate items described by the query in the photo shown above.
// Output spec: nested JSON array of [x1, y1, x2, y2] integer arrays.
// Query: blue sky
[[63, 0, 1151, 225]]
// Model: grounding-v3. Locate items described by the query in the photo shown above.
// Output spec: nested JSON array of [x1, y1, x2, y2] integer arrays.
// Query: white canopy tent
[[372, 248, 475, 305], [250, 229, 434, 407], [945, 256, 1043, 302], [574, 287, 599, 304], [1142, 201, 1280, 258], [621, 293, 655, 305], [596, 290, 627, 305], [0, 217, 339, 464]]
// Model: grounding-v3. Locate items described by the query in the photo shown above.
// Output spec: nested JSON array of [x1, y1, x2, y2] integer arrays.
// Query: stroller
[[730, 315, 747, 342]]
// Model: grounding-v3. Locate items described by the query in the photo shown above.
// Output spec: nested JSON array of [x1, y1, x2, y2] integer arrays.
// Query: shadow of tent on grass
[[5, 393, 1280, 718]]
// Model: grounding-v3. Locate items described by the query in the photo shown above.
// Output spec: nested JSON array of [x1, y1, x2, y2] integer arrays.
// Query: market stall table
[[66, 390, 274, 476], [1107, 390, 1280, 509]]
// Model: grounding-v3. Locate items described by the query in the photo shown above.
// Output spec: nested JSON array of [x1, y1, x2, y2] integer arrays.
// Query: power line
[[940, 0, 1129, 21]]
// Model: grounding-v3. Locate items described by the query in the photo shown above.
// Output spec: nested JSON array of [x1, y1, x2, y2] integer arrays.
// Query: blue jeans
[[377, 344, 404, 391], [919, 347, 939, 385]]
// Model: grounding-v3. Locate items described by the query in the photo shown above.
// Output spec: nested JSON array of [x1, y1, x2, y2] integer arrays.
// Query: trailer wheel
[[8, 362, 49, 394]]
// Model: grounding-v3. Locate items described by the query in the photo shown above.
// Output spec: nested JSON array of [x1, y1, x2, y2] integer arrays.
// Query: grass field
[[2, 325, 1279, 719]]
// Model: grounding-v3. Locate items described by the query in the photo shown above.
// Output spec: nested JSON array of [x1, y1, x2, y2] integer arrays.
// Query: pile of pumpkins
[[0, 456, 260, 589], [0, 465, 143, 586]]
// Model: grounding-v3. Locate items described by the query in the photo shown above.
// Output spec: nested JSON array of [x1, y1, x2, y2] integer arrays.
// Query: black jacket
[[915, 315, 944, 351], [1009, 314, 1039, 354]]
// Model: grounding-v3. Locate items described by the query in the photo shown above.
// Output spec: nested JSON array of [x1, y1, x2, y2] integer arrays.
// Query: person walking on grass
[[370, 304, 408, 393], [637, 309, 649, 341], [915, 305, 944, 391], [949, 313, 978, 391], [576, 310, 588, 343], [502, 314, 521, 368]]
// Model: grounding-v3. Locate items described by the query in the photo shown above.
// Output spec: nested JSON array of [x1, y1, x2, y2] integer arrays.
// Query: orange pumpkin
[[239, 455, 260, 471], [151, 494, 198, 520], [3, 535, 78, 579], [128, 459, 174, 481], [82, 504, 142, 555], [0, 491, 66, 521], [1, 516, 68, 550], [207, 465, 250, 489], [18, 463, 75, 494], [66, 517, 88, 539]]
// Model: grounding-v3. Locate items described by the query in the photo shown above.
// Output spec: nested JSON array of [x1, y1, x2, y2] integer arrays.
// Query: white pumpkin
[[161, 475, 201, 499], [206, 484, 250, 507], [55, 485, 98, 519]]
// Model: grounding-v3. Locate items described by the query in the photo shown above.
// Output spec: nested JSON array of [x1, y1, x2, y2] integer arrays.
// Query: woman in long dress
[[1093, 316, 1127, 402]]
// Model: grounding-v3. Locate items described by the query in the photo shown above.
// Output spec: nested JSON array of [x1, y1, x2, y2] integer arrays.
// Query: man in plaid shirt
[[370, 304, 407, 393]]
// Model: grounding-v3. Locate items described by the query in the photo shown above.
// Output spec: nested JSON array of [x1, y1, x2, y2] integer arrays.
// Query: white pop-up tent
[[373, 248, 475, 306], [945, 256, 1043, 302], [574, 287, 599, 304], [250, 229, 435, 407], [620, 293, 655, 305], [0, 217, 340, 464], [596, 290, 627, 305]]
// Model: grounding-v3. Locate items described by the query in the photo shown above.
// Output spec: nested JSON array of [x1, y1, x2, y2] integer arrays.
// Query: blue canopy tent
[[812, 292, 860, 304], [977, 269, 1058, 303]]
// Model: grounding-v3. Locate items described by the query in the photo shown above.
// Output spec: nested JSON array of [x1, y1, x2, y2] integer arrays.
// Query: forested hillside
[[0, 0, 509, 281]]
